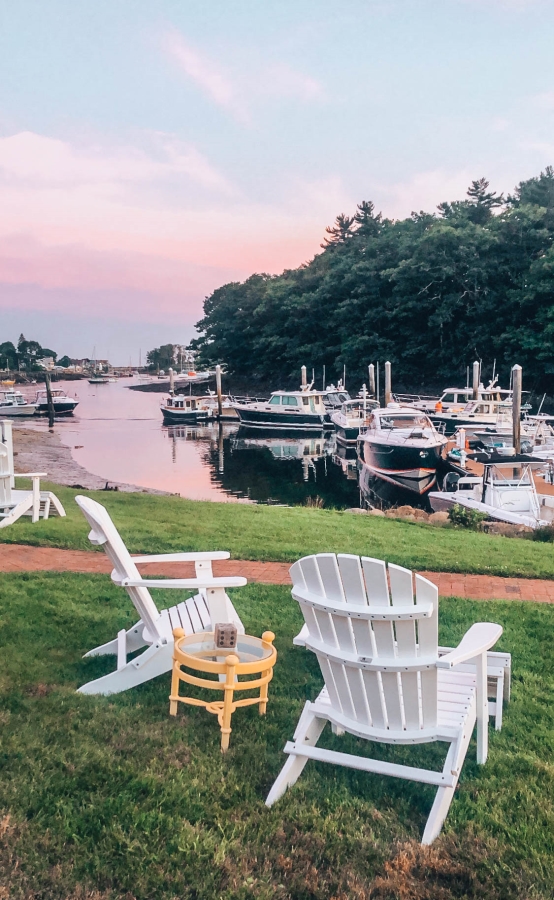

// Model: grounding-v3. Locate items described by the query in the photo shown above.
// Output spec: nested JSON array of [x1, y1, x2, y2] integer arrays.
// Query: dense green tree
[[0, 341, 17, 369], [194, 169, 554, 392], [146, 344, 177, 371]]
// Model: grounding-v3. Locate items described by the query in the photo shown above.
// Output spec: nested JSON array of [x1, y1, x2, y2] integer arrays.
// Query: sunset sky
[[1, 0, 553, 363]]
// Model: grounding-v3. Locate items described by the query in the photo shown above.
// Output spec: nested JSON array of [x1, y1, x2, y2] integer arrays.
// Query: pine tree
[[321, 213, 355, 248]]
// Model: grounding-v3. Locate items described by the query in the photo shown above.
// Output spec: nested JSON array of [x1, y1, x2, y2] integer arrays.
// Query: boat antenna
[[343, 364, 346, 389], [537, 392, 546, 415], [491, 358, 496, 384], [322, 364, 325, 391], [466, 365, 469, 389]]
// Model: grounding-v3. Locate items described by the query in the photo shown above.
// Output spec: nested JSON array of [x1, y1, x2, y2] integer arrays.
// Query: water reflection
[[164, 424, 359, 507]]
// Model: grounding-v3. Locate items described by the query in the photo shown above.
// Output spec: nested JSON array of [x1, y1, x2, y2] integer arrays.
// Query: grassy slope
[[0, 573, 553, 899], [3, 481, 554, 579]]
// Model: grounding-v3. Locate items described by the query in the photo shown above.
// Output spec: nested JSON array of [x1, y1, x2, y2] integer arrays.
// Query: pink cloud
[[164, 31, 250, 124], [0, 130, 353, 326]]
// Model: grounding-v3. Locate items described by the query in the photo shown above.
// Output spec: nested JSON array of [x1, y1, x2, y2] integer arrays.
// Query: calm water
[[19, 378, 360, 507]]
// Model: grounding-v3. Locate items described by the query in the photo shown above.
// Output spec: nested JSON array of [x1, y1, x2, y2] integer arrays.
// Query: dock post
[[512, 364, 522, 454], [472, 361, 480, 400], [368, 364, 375, 397], [45, 372, 55, 427], [169, 367, 175, 395], [215, 364, 223, 418], [384, 361, 392, 406], [301, 365, 307, 389]]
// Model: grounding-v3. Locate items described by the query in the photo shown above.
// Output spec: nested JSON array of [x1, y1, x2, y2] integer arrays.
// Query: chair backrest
[[0, 420, 14, 489], [290, 553, 439, 734], [75, 495, 163, 640], [0, 442, 12, 504]]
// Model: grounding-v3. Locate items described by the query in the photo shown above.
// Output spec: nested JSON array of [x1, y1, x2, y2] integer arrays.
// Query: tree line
[[192, 168, 554, 392], [0, 335, 70, 372]]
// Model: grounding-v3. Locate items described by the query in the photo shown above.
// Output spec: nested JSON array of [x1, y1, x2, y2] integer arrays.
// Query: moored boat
[[331, 393, 379, 445], [357, 404, 448, 494], [0, 389, 38, 417], [161, 395, 213, 424], [428, 457, 554, 528], [232, 389, 327, 430], [34, 388, 78, 416]]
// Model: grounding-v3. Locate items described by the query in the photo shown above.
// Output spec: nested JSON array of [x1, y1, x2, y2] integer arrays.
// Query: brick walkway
[[2, 543, 554, 603]]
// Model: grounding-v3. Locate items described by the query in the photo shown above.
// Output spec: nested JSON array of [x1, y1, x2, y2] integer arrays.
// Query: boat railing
[[229, 395, 269, 404], [392, 392, 439, 404]]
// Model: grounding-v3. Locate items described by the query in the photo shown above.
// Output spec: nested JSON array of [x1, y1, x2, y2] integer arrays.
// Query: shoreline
[[11, 426, 170, 495]]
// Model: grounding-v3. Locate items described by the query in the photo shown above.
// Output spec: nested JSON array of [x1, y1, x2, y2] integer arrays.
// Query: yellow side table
[[169, 629, 277, 751]]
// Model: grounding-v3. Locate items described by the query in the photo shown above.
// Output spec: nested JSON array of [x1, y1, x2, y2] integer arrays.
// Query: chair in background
[[267, 553, 503, 844], [0, 419, 65, 528], [75, 495, 247, 695]]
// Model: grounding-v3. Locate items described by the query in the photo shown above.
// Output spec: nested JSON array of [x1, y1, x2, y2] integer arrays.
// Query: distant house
[[37, 357, 55, 370]]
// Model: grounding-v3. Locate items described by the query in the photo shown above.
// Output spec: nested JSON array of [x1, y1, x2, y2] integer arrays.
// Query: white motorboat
[[394, 387, 473, 414], [0, 390, 38, 417], [233, 388, 327, 430], [321, 382, 350, 420], [34, 388, 78, 416], [331, 392, 379, 445], [429, 458, 554, 528], [357, 404, 448, 494]]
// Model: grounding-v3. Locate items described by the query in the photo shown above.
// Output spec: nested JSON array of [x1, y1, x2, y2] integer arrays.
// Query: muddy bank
[[11, 426, 170, 494]]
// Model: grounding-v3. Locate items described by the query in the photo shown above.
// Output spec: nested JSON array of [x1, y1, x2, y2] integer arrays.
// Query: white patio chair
[[293, 566, 511, 731], [75, 495, 247, 695], [0, 420, 65, 528], [267, 553, 503, 844]]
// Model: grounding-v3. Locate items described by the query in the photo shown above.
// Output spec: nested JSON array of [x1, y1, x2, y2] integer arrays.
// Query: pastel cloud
[[532, 91, 554, 110], [0, 130, 350, 325], [164, 31, 250, 124], [163, 30, 325, 123]]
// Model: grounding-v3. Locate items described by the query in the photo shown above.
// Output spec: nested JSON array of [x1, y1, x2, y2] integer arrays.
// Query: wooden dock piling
[[512, 364, 522, 454], [384, 361, 392, 406], [215, 365, 223, 418], [472, 361, 480, 400]]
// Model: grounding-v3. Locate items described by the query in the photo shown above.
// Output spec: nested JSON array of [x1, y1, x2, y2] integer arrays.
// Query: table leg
[[221, 654, 239, 752]]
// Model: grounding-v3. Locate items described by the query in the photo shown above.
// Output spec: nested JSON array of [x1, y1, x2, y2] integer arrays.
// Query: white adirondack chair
[[75, 495, 247, 695], [267, 553, 503, 844], [0, 420, 65, 528]]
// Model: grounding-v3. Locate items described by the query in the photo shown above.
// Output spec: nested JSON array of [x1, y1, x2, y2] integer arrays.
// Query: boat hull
[[234, 407, 326, 430], [35, 400, 78, 416], [358, 441, 443, 494], [161, 408, 211, 425], [0, 404, 37, 417], [334, 424, 362, 445]]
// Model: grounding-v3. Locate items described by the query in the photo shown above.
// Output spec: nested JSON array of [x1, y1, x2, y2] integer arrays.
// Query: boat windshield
[[380, 414, 430, 430]]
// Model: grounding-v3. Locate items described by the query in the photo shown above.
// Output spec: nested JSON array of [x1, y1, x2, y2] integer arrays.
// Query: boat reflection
[[163, 424, 359, 506]]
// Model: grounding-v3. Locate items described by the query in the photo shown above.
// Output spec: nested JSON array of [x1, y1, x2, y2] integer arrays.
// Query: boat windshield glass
[[380, 413, 430, 430]]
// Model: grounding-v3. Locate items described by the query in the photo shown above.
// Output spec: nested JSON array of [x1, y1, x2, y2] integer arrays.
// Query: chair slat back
[[0, 421, 14, 488], [290, 553, 439, 734], [0, 443, 12, 505], [75, 495, 163, 640]]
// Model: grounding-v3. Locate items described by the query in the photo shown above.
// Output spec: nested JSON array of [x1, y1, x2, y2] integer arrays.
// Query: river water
[[18, 378, 360, 507]]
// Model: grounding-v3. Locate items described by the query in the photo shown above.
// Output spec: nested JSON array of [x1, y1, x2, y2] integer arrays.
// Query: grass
[[1, 572, 554, 898], [4, 481, 554, 580]]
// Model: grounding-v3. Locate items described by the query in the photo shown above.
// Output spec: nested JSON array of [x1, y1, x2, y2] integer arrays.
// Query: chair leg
[[83, 620, 148, 657], [475, 654, 488, 764], [77, 641, 173, 695], [46, 492, 66, 517], [494, 670, 504, 732], [266, 703, 326, 807], [422, 720, 474, 845]]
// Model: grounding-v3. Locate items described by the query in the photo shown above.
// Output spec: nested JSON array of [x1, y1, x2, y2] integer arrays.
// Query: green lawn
[[3, 481, 554, 579], [0, 573, 553, 898]]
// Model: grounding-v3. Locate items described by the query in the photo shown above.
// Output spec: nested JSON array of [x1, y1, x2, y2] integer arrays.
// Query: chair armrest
[[437, 623, 503, 669], [113, 575, 247, 589], [130, 551, 231, 563], [15, 472, 48, 478]]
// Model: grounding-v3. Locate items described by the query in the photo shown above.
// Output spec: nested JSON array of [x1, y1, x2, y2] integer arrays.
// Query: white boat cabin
[[266, 390, 326, 413]]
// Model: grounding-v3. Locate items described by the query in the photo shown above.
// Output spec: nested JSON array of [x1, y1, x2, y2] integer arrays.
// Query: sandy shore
[[11, 426, 169, 494]]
